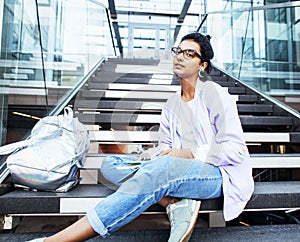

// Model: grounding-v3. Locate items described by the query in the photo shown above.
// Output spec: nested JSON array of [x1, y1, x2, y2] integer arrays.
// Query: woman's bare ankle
[[158, 196, 181, 207]]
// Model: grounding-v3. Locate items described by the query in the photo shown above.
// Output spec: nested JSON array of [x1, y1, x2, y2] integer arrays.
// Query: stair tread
[[87, 130, 299, 143], [1, 181, 300, 214], [75, 113, 293, 126], [75, 99, 273, 113]]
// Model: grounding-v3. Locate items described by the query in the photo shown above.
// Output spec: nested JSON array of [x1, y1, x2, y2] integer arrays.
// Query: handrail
[[87, 0, 117, 56], [49, 57, 106, 116], [0, 55, 106, 185], [87, 0, 107, 9], [196, 14, 207, 33], [106, 8, 117, 56], [35, 0, 48, 112], [237, 10, 251, 80]]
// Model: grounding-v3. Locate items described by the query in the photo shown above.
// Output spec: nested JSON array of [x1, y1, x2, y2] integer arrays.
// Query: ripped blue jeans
[[86, 155, 223, 237]]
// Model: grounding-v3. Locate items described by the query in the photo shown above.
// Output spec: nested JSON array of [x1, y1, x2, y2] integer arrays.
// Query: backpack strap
[[0, 139, 32, 155]]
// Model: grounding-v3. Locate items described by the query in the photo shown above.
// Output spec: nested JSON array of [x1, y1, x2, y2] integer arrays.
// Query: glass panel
[[0, 1, 44, 147], [126, 25, 171, 60], [115, 0, 200, 14], [204, 3, 300, 111], [0, 0, 115, 180], [134, 27, 156, 58], [114, 0, 201, 57], [0, 0, 114, 143]]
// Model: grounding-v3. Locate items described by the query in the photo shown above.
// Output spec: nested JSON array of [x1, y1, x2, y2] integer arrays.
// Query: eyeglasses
[[171, 47, 203, 60]]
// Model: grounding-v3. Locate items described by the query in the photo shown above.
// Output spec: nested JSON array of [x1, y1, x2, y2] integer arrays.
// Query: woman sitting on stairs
[[29, 32, 254, 242]]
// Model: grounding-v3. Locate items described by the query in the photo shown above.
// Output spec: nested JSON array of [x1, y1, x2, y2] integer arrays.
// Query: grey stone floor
[[0, 215, 300, 241], [1, 224, 300, 242]]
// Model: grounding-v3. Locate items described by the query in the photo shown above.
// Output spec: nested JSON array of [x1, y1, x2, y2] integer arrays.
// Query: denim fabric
[[100, 155, 141, 187], [87, 155, 222, 237]]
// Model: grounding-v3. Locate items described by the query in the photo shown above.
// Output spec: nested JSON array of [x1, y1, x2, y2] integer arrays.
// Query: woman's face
[[173, 39, 206, 79]]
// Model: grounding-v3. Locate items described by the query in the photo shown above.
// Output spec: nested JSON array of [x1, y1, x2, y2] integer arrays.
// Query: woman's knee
[[100, 156, 140, 186], [100, 156, 125, 184], [100, 157, 114, 175]]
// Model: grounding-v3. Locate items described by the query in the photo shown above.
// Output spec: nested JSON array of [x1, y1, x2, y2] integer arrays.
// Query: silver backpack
[[0, 107, 89, 192]]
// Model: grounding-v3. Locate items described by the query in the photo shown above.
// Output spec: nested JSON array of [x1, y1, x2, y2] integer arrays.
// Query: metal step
[[87, 130, 299, 144], [75, 100, 273, 114], [90, 76, 238, 86], [1, 181, 299, 215], [83, 154, 300, 170], [79, 89, 253, 102], [104, 58, 160, 65], [87, 80, 242, 89], [75, 113, 293, 127]]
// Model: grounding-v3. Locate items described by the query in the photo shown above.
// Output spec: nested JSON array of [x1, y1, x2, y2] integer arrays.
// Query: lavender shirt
[[158, 79, 254, 221]]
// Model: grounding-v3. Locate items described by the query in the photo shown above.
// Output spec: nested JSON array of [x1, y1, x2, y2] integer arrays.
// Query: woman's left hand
[[160, 149, 194, 159]]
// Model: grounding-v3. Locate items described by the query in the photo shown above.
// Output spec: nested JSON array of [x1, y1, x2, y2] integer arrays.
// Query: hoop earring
[[198, 68, 206, 80]]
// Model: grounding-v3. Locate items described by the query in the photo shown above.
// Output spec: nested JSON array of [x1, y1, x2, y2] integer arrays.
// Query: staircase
[[74, 57, 300, 183], [0, 57, 300, 236]]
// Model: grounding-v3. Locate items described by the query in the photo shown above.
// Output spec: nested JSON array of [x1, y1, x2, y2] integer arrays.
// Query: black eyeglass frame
[[171, 47, 204, 61]]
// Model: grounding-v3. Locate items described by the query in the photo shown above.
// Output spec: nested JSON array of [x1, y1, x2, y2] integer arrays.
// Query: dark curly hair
[[181, 32, 214, 74]]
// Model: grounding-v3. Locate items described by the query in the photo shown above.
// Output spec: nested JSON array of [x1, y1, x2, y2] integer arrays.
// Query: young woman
[[29, 32, 254, 242]]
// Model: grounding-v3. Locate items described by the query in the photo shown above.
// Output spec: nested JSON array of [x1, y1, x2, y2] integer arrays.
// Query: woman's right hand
[[160, 149, 194, 159], [139, 146, 162, 160]]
